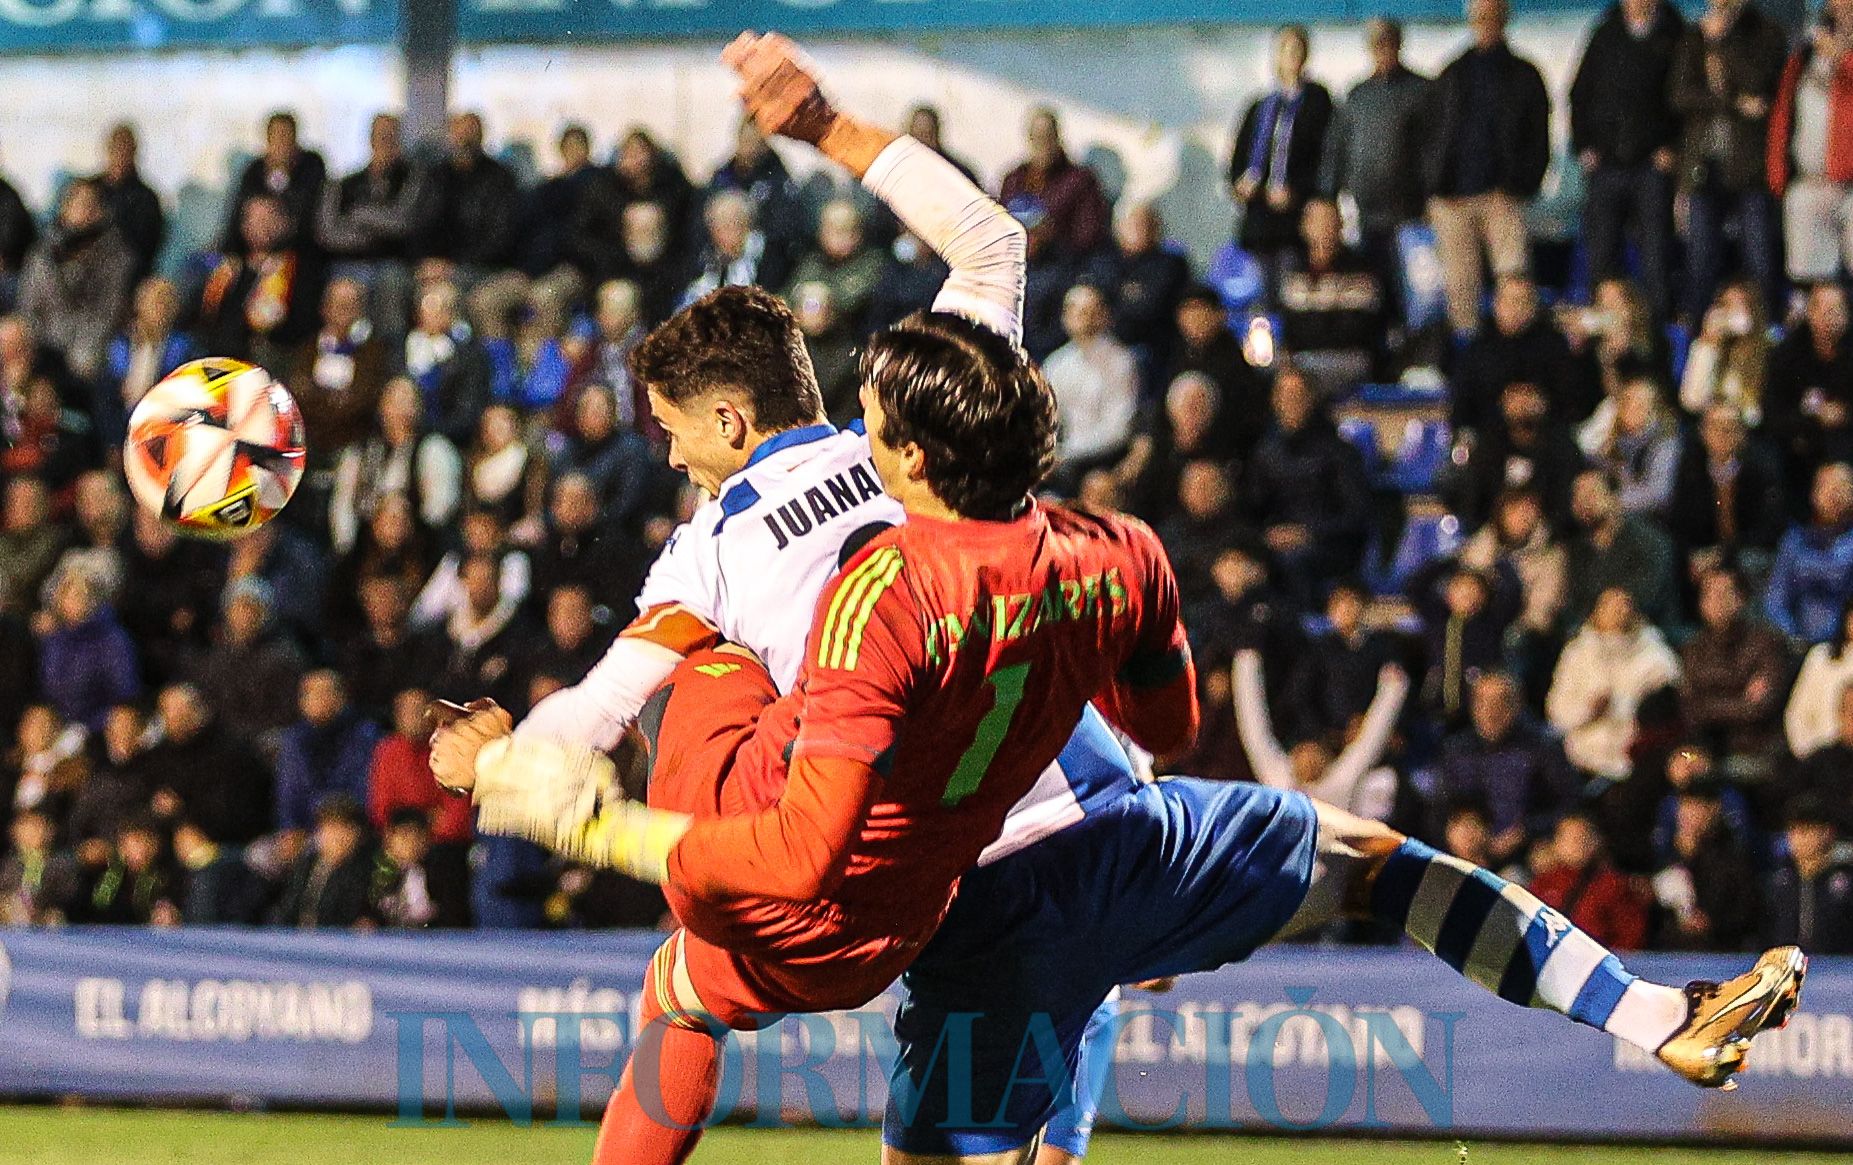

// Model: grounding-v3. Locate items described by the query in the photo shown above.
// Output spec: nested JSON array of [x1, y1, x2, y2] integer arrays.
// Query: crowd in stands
[[1, 0, 1852, 952]]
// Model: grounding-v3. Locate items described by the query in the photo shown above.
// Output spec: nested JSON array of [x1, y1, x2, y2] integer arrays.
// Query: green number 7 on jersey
[[941, 661, 1032, 807]]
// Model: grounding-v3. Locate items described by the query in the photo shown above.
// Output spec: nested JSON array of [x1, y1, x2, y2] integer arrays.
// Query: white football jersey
[[638, 422, 902, 692]]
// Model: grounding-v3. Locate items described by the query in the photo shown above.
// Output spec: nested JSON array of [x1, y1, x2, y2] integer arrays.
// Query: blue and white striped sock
[[1370, 839, 1687, 1054]]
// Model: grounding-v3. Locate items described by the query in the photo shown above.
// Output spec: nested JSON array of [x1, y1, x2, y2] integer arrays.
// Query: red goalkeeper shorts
[[637, 646, 926, 1029]]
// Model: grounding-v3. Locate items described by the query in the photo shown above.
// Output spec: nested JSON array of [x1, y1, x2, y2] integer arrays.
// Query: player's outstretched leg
[[594, 932, 724, 1165], [1284, 800, 1807, 1090]]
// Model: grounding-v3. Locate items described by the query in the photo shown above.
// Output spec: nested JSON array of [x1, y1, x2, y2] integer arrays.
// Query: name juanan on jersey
[[763, 459, 886, 550]]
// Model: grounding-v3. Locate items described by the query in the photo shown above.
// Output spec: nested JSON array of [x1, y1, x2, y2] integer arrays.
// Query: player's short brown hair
[[861, 311, 1055, 521], [629, 285, 825, 434]]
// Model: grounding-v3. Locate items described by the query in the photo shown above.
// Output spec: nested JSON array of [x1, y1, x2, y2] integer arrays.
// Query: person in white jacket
[[1547, 587, 1682, 780], [1785, 598, 1853, 759], [1233, 648, 1408, 821]]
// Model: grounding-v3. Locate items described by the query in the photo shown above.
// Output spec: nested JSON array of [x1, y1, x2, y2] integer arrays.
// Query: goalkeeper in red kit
[[438, 34, 1197, 1164]]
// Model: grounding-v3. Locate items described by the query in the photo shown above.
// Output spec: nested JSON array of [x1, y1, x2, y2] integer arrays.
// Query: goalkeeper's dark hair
[[860, 311, 1055, 522], [629, 285, 824, 434]]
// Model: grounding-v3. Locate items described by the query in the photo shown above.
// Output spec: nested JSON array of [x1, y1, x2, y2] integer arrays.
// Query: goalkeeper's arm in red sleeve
[[1095, 533, 1199, 757], [667, 754, 878, 901]]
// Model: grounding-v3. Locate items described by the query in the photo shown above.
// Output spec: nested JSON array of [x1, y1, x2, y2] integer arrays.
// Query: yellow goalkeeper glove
[[556, 800, 693, 885]]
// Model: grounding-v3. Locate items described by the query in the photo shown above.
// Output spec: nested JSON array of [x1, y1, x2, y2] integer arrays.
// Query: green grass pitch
[[0, 1108, 1849, 1165]]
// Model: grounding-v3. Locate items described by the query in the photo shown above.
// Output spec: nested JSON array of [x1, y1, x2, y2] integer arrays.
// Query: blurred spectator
[[184, 575, 306, 747], [1460, 487, 1569, 644], [1529, 812, 1649, 950], [1106, 203, 1191, 385], [1045, 284, 1141, 490], [1650, 774, 1757, 950], [414, 112, 521, 336], [1229, 25, 1334, 277], [486, 291, 575, 412], [1765, 282, 1853, 495], [1763, 796, 1853, 953], [274, 670, 382, 838], [1412, 562, 1520, 728], [866, 229, 949, 332], [1168, 285, 1271, 462], [1786, 685, 1853, 827], [1117, 372, 1244, 522], [1158, 461, 1251, 620], [368, 688, 469, 927], [1578, 376, 1682, 518], [1668, 0, 1788, 322], [1423, 0, 1552, 336], [196, 191, 323, 369], [1783, 593, 1853, 758], [1320, 18, 1433, 291], [530, 474, 644, 617], [0, 158, 35, 310], [70, 814, 177, 926], [1563, 468, 1677, 630], [1243, 365, 1371, 599], [1235, 649, 1406, 821], [1680, 565, 1791, 774], [1441, 799, 1503, 873], [412, 508, 529, 630], [516, 124, 599, 319], [786, 198, 884, 330], [224, 521, 329, 648], [172, 818, 265, 925], [1001, 106, 1112, 356], [1453, 274, 1580, 433], [1548, 586, 1681, 780], [330, 377, 463, 556], [373, 808, 439, 929], [0, 475, 65, 615], [610, 129, 697, 264], [1453, 380, 1586, 535], [791, 282, 861, 425], [329, 491, 434, 642], [1666, 403, 1789, 570], [1188, 541, 1304, 689], [18, 177, 135, 379], [545, 386, 652, 528], [221, 111, 325, 256], [1570, 0, 1685, 318], [569, 280, 650, 436], [683, 190, 789, 306], [1439, 672, 1581, 868], [318, 112, 423, 341], [141, 683, 271, 846], [1764, 460, 1853, 643], [1770, 0, 1853, 284], [93, 124, 165, 286], [98, 276, 197, 440], [34, 562, 138, 733], [707, 117, 803, 261], [273, 793, 373, 929], [618, 201, 688, 328], [288, 276, 390, 469], [55, 470, 129, 598], [1, 366, 99, 495], [67, 703, 153, 848], [0, 806, 77, 925], [519, 583, 613, 693], [904, 105, 980, 181], [8, 703, 86, 827], [116, 506, 223, 686], [1678, 279, 1770, 426], [435, 552, 528, 710], [1291, 578, 1401, 741], [1277, 197, 1383, 393], [461, 404, 541, 531], [1563, 278, 1673, 426], [337, 575, 436, 725], [404, 280, 492, 446]]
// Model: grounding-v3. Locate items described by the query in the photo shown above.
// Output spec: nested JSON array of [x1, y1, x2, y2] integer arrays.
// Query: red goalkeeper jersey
[[666, 501, 1196, 961]]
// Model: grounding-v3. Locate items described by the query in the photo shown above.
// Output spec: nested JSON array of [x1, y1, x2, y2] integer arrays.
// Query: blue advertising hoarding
[[0, 0, 397, 53], [0, 928, 1847, 1142]]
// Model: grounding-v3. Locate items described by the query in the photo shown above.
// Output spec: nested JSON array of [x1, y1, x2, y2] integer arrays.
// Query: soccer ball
[[123, 357, 306, 540]]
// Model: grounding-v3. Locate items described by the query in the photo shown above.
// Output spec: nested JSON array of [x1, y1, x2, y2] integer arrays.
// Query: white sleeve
[[417, 435, 463, 529], [862, 136, 1027, 345], [1679, 340, 1721, 414], [516, 635, 684, 752], [1786, 650, 1825, 758], [635, 522, 721, 628], [1232, 650, 1294, 787], [329, 449, 361, 556]]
